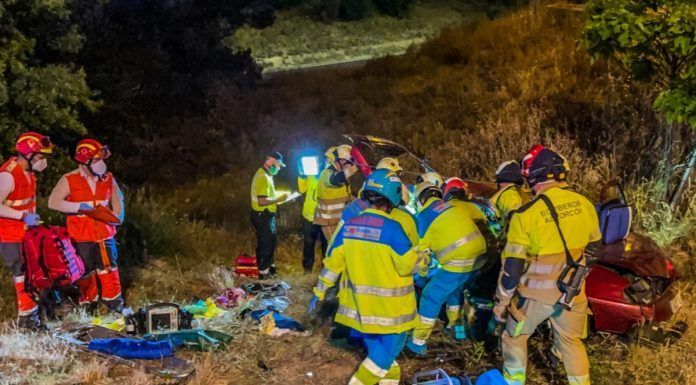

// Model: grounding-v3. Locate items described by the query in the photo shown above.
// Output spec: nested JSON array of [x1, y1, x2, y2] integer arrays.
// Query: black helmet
[[525, 148, 569, 187], [495, 161, 524, 185]]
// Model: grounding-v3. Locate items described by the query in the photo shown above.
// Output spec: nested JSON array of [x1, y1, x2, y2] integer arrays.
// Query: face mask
[[268, 165, 279, 176], [89, 160, 107, 177], [31, 158, 48, 172]]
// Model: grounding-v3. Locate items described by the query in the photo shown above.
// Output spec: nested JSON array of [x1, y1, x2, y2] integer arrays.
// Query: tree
[[0, 0, 98, 156], [582, 0, 696, 208], [69, 0, 277, 185]]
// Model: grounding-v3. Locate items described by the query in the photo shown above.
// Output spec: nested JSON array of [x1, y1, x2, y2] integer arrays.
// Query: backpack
[[596, 179, 632, 245], [22, 226, 85, 293]]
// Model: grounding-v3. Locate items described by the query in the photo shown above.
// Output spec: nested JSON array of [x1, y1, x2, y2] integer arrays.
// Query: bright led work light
[[300, 156, 319, 176]]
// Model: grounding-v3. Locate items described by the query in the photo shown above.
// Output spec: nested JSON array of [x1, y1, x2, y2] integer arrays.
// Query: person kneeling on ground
[[309, 169, 429, 385]]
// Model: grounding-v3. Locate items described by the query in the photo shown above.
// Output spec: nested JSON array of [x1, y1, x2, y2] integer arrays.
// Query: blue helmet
[[362, 169, 403, 207]]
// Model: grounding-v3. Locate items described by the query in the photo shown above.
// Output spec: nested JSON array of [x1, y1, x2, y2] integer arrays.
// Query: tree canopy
[[0, 0, 98, 155], [583, 0, 696, 129]]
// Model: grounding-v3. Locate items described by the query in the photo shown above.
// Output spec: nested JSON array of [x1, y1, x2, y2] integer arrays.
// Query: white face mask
[[89, 160, 107, 177], [31, 158, 48, 172]]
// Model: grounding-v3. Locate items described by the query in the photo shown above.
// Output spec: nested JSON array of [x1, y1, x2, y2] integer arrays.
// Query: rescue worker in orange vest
[[0, 132, 53, 329], [313, 145, 357, 241], [490, 147, 600, 385], [49, 139, 125, 312]]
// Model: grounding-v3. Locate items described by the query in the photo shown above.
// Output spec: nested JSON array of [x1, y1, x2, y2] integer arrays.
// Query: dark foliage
[[373, 0, 415, 17], [69, 0, 275, 185]]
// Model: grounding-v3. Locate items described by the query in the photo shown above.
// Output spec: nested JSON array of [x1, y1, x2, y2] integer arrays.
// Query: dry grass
[[0, 3, 695, 384]]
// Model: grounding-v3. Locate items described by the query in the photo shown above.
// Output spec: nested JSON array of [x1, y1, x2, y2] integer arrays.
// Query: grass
[[1, 2, 695, 384]]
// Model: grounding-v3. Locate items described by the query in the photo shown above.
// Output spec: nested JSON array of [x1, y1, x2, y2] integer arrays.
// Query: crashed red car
[[345, 134, 680, 336]]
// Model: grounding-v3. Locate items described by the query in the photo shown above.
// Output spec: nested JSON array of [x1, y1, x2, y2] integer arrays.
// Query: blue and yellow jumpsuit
[[314, 208, 427, 385], [407, 197, 487, 354]]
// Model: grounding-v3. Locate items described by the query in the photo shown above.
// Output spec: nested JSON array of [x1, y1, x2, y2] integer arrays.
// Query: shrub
[[373, 0, 415, 17], [340, 0, 374, 20]]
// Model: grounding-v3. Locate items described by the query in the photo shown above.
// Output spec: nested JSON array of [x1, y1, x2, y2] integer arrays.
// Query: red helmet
[[74, 139, 111, 164], [520, 144, 545, 177], [443, 177, 466, 197], [16, 132, 53, 157]]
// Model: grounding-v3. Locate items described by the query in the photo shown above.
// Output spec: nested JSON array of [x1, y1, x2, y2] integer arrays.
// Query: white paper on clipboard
[[278, 191, 301, 205]]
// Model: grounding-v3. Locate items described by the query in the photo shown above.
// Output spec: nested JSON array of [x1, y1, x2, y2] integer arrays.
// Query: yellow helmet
[[324, 146, 337, 163], [376, 157, 403, 173]]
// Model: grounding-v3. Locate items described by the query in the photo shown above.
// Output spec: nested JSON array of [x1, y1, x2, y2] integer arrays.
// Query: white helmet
[[417, 172, 444, 189], [413, 181, 442, 210], [335, 144, 353, 162], [376, 157, 403, 173]]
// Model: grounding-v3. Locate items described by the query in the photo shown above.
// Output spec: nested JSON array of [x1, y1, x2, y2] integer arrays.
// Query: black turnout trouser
[[302, 218, 327, 272], [251, 210, 277, 274]]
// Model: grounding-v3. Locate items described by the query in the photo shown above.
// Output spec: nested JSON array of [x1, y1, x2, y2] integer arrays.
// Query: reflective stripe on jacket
[[501, 186, 601, 305], [66, 172, 116, 242], [314, 208, 424, 334], [417, 198, 487, 273], [313, 167, 351, 226], [0, 158, 35, 242]]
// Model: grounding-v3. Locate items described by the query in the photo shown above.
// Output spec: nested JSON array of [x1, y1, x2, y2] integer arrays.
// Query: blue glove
[[308, 295, 320, 314], [22, 213, 40, 227], [78, 203, 94, 212]]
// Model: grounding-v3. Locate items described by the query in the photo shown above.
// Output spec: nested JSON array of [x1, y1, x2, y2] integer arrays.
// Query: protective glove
[[308, 295, 320, 314], [78, 203, 95, 212], [487, 304, 508, 336], [344, 164, 358, 178], [487, 315, 506, 337], [22, 213, 41, 227]]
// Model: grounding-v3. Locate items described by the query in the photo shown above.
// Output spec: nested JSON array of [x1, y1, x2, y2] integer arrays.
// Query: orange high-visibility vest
[[0, 157, 36, 242], [66, 172, 116, 242]]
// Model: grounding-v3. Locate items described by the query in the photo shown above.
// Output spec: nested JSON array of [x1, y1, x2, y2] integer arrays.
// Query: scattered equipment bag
[[234, 254, 259, 278], [596, 179, 632, 244], [22, 226, 85, 292]]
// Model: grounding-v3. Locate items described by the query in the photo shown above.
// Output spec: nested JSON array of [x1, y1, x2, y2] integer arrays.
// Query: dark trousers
[[251, 210, 277, 274], [302, 218, 327, 272]]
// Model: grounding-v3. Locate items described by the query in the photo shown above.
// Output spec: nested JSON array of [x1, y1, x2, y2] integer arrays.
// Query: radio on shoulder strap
[[538, 194, 590, 311]]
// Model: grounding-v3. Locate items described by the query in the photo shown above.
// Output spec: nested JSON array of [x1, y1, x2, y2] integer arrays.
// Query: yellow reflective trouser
[[501, 298, 590, 385]]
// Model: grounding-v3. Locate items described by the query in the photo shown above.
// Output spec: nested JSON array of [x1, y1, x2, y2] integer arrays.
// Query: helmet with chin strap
[[523, 147, 569, 187]]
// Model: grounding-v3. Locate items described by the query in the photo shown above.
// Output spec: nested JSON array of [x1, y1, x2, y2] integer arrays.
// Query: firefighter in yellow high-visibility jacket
[[314, 145, 356, 241], [309, 169, 429, 385], [405, 179, 487, 355], [490, 161, 525, 226], [490, 147, 600, 385]]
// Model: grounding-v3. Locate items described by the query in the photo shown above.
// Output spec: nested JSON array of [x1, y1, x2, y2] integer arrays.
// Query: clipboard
[[278, 191, 301, 205], [79, 204, 121, 225]]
